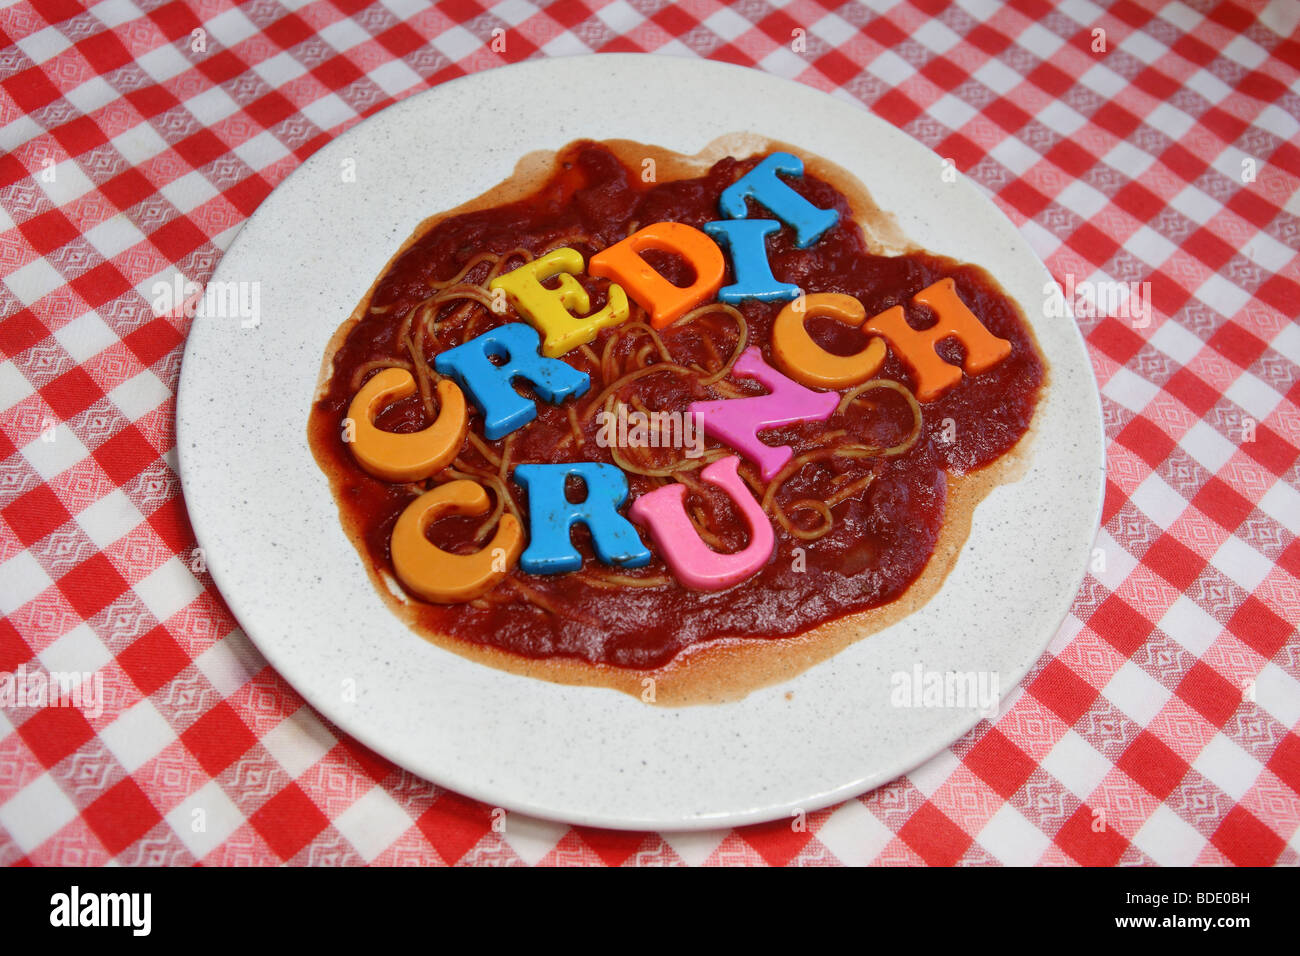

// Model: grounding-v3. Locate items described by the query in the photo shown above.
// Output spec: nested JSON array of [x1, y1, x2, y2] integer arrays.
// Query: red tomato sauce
[[309, 142, 1044, 670]]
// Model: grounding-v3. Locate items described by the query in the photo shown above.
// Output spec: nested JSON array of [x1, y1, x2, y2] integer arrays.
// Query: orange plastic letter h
[[862, 278, 1012, 402]]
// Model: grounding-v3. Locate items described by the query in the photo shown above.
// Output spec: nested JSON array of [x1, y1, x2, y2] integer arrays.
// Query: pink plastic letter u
[[629, 455, 774, 591]]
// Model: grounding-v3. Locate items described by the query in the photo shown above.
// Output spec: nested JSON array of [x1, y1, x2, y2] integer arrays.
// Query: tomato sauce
[[309, 142, 1044, 670]]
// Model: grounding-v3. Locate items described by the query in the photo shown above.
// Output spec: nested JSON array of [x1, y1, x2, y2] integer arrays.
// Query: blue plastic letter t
[[717, 152, 839, 249]]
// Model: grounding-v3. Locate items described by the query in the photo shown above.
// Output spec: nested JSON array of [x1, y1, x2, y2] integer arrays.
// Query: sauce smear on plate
[[309, 139, 1044, 681]]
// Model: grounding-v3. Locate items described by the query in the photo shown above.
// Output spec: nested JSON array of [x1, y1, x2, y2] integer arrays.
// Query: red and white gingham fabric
[[1, 0, 1297, 866]]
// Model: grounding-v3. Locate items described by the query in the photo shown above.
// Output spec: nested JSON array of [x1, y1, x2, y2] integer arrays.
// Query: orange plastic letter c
[[390, 480, 524, 603], [588, 221, 726, 329], [346, 368, 468, 483], [771, 292, 887, 389]]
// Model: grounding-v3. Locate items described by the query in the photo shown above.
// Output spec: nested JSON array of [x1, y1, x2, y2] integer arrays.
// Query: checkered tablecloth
[[1, 0, 1296, 866]]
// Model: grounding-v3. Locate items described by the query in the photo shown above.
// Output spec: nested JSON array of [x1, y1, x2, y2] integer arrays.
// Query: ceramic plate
[[176, 54, 1104, 830]]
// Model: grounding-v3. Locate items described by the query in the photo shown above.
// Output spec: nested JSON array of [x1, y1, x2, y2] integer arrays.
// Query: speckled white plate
[[176, 54, 1104, 830]]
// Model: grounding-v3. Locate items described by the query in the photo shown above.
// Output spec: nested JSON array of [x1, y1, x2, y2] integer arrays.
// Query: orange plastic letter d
[[589, 221, 725, 329]]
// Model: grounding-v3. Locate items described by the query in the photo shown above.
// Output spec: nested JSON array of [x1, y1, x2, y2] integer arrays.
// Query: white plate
[[177, 54, 1104, 830]]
